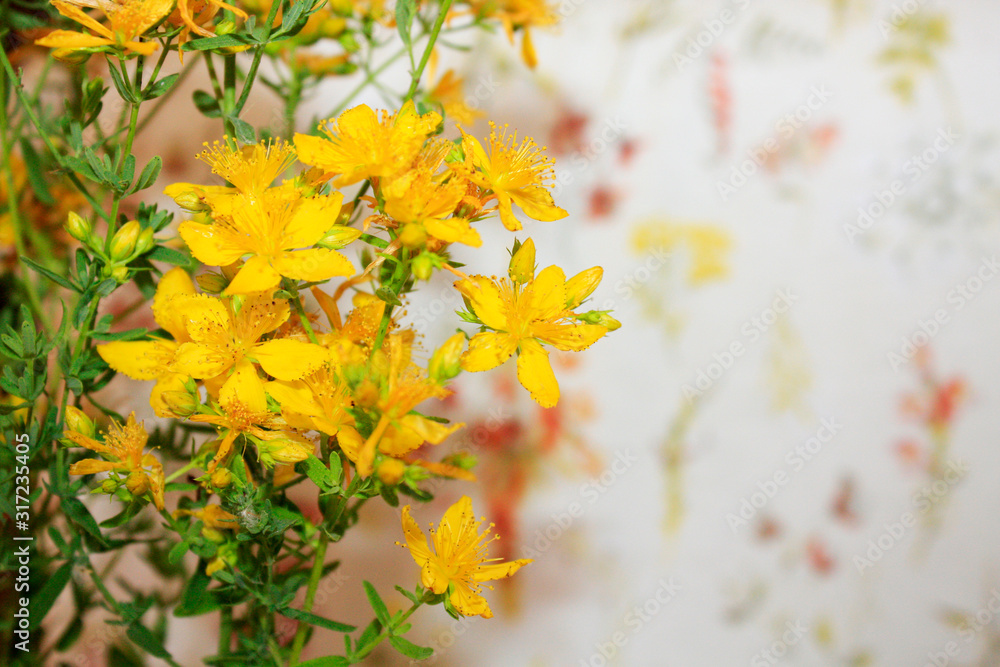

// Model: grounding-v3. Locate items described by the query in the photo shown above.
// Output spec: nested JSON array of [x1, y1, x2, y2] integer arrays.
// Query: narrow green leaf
[[175, 567, 222, 616], [192, 89, 222, 118], [19, 138, 54, 205], [296, 454, 339, 494], [183, 33, 252, 51], [126, 621, 172, 659], [90, 328, 150, 342], [230, 116, 256, 145], [29, 561, 74, 629], [278, 607, 356, 633], [395, 0, 416, 53], [147, 245, 190, 266], [61, 496, 106, 545], [144, 73, 179, 100], [21, 256, 79, 292], [389, 635, 433, 660], [363, 581, 390, 626], [130, 156, 162, 194]]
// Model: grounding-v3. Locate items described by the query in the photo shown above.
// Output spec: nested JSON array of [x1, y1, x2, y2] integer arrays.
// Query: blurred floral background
[[58, 0, 1000, 664]]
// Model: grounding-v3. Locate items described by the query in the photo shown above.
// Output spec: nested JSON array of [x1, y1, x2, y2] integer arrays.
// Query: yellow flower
[[381, 143, 481, 248], [65, 412, 165, 511], [265, 363, 364, 448], [294, 101, 442, 186], [460, 123, 566, 232], [174, 504, 239, 530], [179, 189, 355, 294], [36, 0, 174, 57], [400, 495, 531, 618], [97, 267, 198, 417], [427, 70, 485, 126], [468, 0, 558, 68], [197, 139, 297, 198], [350, 336, 463, 477], [453, 239, 608, 407], [172, 0, 247, 39], [171, 292, 328, 403]]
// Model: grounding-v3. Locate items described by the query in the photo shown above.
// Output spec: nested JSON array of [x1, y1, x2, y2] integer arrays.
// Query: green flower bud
[[125, 470, 149, 497], [316, 226, 362, 250], [64, 405, 95, 437], [101, 478, 118, 494], [196, 272, 229, 294], [134, 227, 155, 256], [429, 333, 465, 383], [412, 253, 435, 281], [398, 224, 427, 249]]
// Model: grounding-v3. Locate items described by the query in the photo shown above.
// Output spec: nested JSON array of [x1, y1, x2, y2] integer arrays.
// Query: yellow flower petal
[[69, 459, 120, 475], [271, 248, 354, 283], [450, 583, 491, 618], [454, 276, 507, 330], [220, 359, 267, 413], [281, 193, 343, 249], [532, 322, 607, 352], [224, 255, 282, 294], [508, 186, 567, 222], [35, 31, 112, 49], [527, 265, 566, 320], [172, 342, 233, 378], [97, 340, 176, 380], [253, 339, 327, 381], [400, 505, 433, 565], [153, 267, 197, 340], [179, 220, 248, 267], [461, 331, 516, 372], [475, 558, 532, 582], [516, 338, 559, 407]]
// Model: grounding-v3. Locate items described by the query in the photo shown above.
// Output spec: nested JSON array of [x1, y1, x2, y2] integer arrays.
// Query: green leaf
[[230, 116, 256, 145], [147, 245, 190, 266], [182, 33, 252, 51], [395, 0, 417, 53], [19, 137, 54, 205], [363, 581, 391, 626], [375, 286, 402, 307], [106, 62, 137, 103], [296, 454, 340, 494], [90, 328, 150, 342], [144, 73, 179, 100], [21, 256, 79, 292], [278, 607, 356, 633], [295, 657, 351, 667], [276, 0, 310, 36], [192, 89, 222, 118], [61, 496, 107, 546], [389, 635, 433, 660], [29, 561, 74, 629], [130, 156, 162, 194], [175, 567, 222, 616], [126, 621, 172, 659]]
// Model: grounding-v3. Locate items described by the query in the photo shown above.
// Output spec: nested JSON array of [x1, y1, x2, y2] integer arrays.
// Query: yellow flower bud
[[377, 458, 406, 485], [133, 227, 155, 256], [66, 212, 92, 243], [211, 468, 232, 489], [259, 438, 312, 466], [316, 226, 362, 250], [509, 238, 536, 284], [411, 253, 435, 281], [125, 470, 149, 497], [109, 220, 141, 261], [202, 526, 226, 543], [206, 556, 227, 576], [596, 313, 621, 331], [163, 183, 209, 211], [429, 333, 465, 383], [161, 390, 198, 417], [101, 479, 118, 494], [64, 405, 95, 437], [52, 48, 92, 65], [196, 272, 229, 294], [353, 379, 380, 408], [111, 266, 129, 282], [216, 19, 237, 35], [398, 224, 427, 249], [565, 266, 603, 309]]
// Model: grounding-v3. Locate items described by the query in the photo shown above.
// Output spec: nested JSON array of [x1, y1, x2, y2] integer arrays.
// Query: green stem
[[403, 0, 454, 102], [352, 593, 431, 661], [234, 0, 281, 116], [164, 460, 198, 484], [218, 606, 232, 657], [134, 53, 200, 137], [0, 48, 107, 219], [288, 532, 330, 665]]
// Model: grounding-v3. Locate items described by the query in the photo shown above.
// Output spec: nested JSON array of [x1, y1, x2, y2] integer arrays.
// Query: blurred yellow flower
[[400, 495, 531, 618], [36, 0, 174, 57]]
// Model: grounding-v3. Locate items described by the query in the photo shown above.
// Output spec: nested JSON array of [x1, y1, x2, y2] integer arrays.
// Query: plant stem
[[165, 460, 198, 484], [403, 0, 454, 102], [287, 532, 330, 665], [234, 0, 281, 116], [218, 606, 232, 657]]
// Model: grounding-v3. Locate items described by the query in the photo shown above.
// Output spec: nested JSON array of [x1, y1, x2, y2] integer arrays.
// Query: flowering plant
[[0, 0, 616, 663]]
